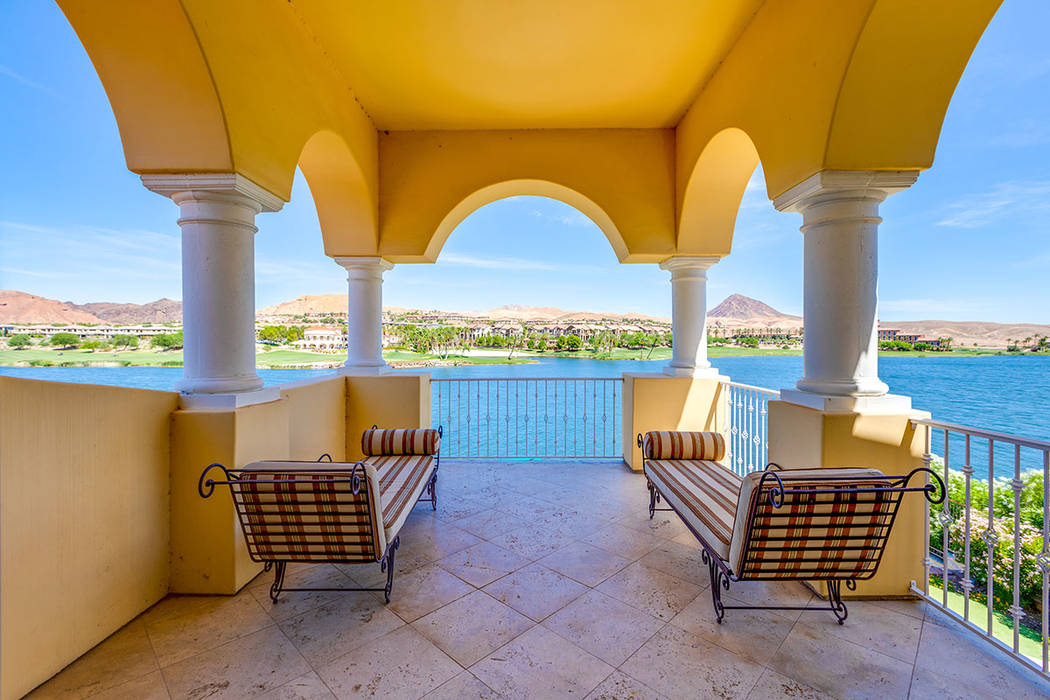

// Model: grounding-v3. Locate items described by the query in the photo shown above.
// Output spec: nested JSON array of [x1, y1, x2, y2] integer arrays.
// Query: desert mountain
[[708, 294, 803, 331], [0, 290, 182, 325], [74, 298, 181, 324], [0, 290, 104, 324], [710, 294, 797, 321], [258, 294, 348, 317]]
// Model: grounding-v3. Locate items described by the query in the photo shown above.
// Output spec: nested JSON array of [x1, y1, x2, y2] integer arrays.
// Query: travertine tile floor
[[28, 460, 1050, 699]]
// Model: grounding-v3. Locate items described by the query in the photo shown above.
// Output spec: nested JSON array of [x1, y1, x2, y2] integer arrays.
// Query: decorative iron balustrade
[[911, 417, 1050, 678], [432, 378, 622, 458], [720, 381, 780, 476]]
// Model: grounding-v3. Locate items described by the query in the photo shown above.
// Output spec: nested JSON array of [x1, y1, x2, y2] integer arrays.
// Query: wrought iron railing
[[720, 381, 780, 476], [911, 417, 1050, 677], [431, 378, 622, 458]]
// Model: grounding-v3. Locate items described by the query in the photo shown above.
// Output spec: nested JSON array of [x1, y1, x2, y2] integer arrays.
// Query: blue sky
[[1, 2, 1048, 322]]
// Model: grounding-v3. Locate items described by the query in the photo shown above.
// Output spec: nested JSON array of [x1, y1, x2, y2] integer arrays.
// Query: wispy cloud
[[529, 209, 593, 227], [880, 298, 992, 316], [936, 180, 1050, 228], [439, 253, 602, 273], [0, 65, 57, 97]]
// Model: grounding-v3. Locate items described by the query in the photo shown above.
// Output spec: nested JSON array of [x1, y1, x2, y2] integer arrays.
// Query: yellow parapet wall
[[0, 377, 178, 700], [768, 401, 931, 598], [621, 373, 726, 471], [345, 373, 432, 460]]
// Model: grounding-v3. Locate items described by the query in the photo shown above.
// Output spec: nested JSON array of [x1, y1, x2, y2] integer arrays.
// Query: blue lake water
[[4, 355, 1048, 474]]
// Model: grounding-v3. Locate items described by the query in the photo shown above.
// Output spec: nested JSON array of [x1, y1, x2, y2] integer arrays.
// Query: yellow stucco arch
[[677, 128, 761, 256], [675, 0, 1001, 207], [425, 180, 627, 262], [297, 131, 379, 257], [376, 129, 676, 264], [57, 0, 232, 173], [824, 0, 1001, 170]]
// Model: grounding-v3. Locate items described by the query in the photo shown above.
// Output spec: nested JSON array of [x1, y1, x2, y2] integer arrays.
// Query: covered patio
[[26, 460, 1050, 699], [6, 1, 1049, 698]]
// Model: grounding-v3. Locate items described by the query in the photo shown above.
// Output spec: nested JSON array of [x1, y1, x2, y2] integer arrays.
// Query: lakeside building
[[2, 323, 176, 338], [879, 326, 943, 348], [6, 4, 1049, 700]]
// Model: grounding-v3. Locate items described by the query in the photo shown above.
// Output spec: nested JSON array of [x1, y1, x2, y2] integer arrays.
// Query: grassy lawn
[[927, 580, 1043, 661], [385, 351, 535, 365], [256, 350, 340, 366], [0, 348, 184, 365], [520, 347, 674, 360]]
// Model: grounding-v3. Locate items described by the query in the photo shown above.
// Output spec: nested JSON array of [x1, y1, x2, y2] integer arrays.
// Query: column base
[[338, 363, 392, 376], [663, 364, 721, 378], [178, 386, 281, 410], [779, 389, 912, 414]]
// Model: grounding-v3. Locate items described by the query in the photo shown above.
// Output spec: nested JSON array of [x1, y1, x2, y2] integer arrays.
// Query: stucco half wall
[[0, 377, 178, 700]]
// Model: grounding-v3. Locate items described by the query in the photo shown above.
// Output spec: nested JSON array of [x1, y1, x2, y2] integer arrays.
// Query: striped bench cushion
[[234, 461, 385, 563], [728, 467, 893, 579], [644, 458, 741, 561], [372, 453, 435, 544], [643, 431, 725, 461], [362, 428, 441, 456]]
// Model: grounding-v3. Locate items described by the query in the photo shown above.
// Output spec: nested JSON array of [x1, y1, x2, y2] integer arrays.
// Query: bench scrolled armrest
[[641, 430, 726, 461]]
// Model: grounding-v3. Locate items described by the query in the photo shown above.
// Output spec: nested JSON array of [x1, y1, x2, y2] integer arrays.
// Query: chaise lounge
[[198, 426, 441, 603], [638, 430, 944, 623]]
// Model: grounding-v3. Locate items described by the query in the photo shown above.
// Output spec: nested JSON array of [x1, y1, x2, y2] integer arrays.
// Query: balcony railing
[[721, 381, 780, 476], [432, 377, 622, 458], [911, 417, 1050, 678]]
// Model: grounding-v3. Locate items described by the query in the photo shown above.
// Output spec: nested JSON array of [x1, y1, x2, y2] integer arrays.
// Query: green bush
[[930, 468, 1046, 611], [48, 332, 80, 348], [8, 334, 31, 349], [111, 334, 138, 349]]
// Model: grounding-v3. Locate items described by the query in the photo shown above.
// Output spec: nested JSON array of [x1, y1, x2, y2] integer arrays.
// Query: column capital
[[773, 169, 919, 214], [333, 256, 395, 273], [141, 173, 284, 213], [659, 256, 721, 274]]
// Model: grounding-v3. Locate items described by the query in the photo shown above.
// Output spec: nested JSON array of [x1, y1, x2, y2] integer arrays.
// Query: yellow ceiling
[[289, 0, 764, 130]]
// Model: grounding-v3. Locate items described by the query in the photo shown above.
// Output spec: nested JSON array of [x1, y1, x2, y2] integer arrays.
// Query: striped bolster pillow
[[361, 428, 441, 456], [643, 430, 725, 461]]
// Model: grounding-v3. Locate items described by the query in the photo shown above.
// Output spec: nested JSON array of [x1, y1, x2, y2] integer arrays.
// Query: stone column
[[773, 170, 918, 411], [660, 256, 720, 378], [336, 256, 393, 374], [143, 174, 282, 404]]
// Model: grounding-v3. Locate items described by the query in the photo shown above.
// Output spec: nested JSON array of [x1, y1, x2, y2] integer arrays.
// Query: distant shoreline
[[0, 345, 1043, 369]]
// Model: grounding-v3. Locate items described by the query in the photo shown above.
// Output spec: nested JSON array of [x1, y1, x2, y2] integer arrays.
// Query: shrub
[[111, 334, 138, 349], [8, 334, 31, 349], [48, 332, 80, 348]]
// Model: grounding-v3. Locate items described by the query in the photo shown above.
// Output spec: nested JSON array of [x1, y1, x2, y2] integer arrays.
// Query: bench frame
[[199, 448, 438, 604], [637, 434, 944, 624]]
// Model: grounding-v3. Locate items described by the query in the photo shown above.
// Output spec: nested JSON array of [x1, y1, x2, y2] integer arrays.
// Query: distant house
[[294, 326, 346, 352]]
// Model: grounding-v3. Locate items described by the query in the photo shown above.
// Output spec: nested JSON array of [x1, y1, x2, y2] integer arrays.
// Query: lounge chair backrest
[[228, 461, 386, 563], [642, 430, 725, 461], [362, 427, 441, 456], [728, 467, 898, 580]]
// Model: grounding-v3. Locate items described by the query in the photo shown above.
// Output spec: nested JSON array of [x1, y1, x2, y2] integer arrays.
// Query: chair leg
[[647, 480, 657, 519], [826, 580, 852, 625], [381, 537, 400, 604], [269, 561, 287, 604], [429, 472, 438, 511], [701, 550, 730, 624]]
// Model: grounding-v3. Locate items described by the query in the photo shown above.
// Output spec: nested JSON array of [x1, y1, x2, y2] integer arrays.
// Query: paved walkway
[[28, 460, 1050, 699]]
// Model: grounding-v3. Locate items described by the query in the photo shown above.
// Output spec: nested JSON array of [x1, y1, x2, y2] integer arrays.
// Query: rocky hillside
[[75, 298, 181, 324], [258, 294, 348, 317], [708, 294, 802, 330], [0, 290, 104, 324], [0, 290, 181, 324]]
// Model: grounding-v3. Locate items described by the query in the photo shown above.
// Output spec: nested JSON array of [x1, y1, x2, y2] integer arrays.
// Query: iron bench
[[637, 430, 944, 624], [198, 426, 441, 603]]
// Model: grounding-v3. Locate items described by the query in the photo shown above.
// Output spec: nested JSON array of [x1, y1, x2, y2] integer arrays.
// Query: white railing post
[[910, 416, 1050, 680]]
